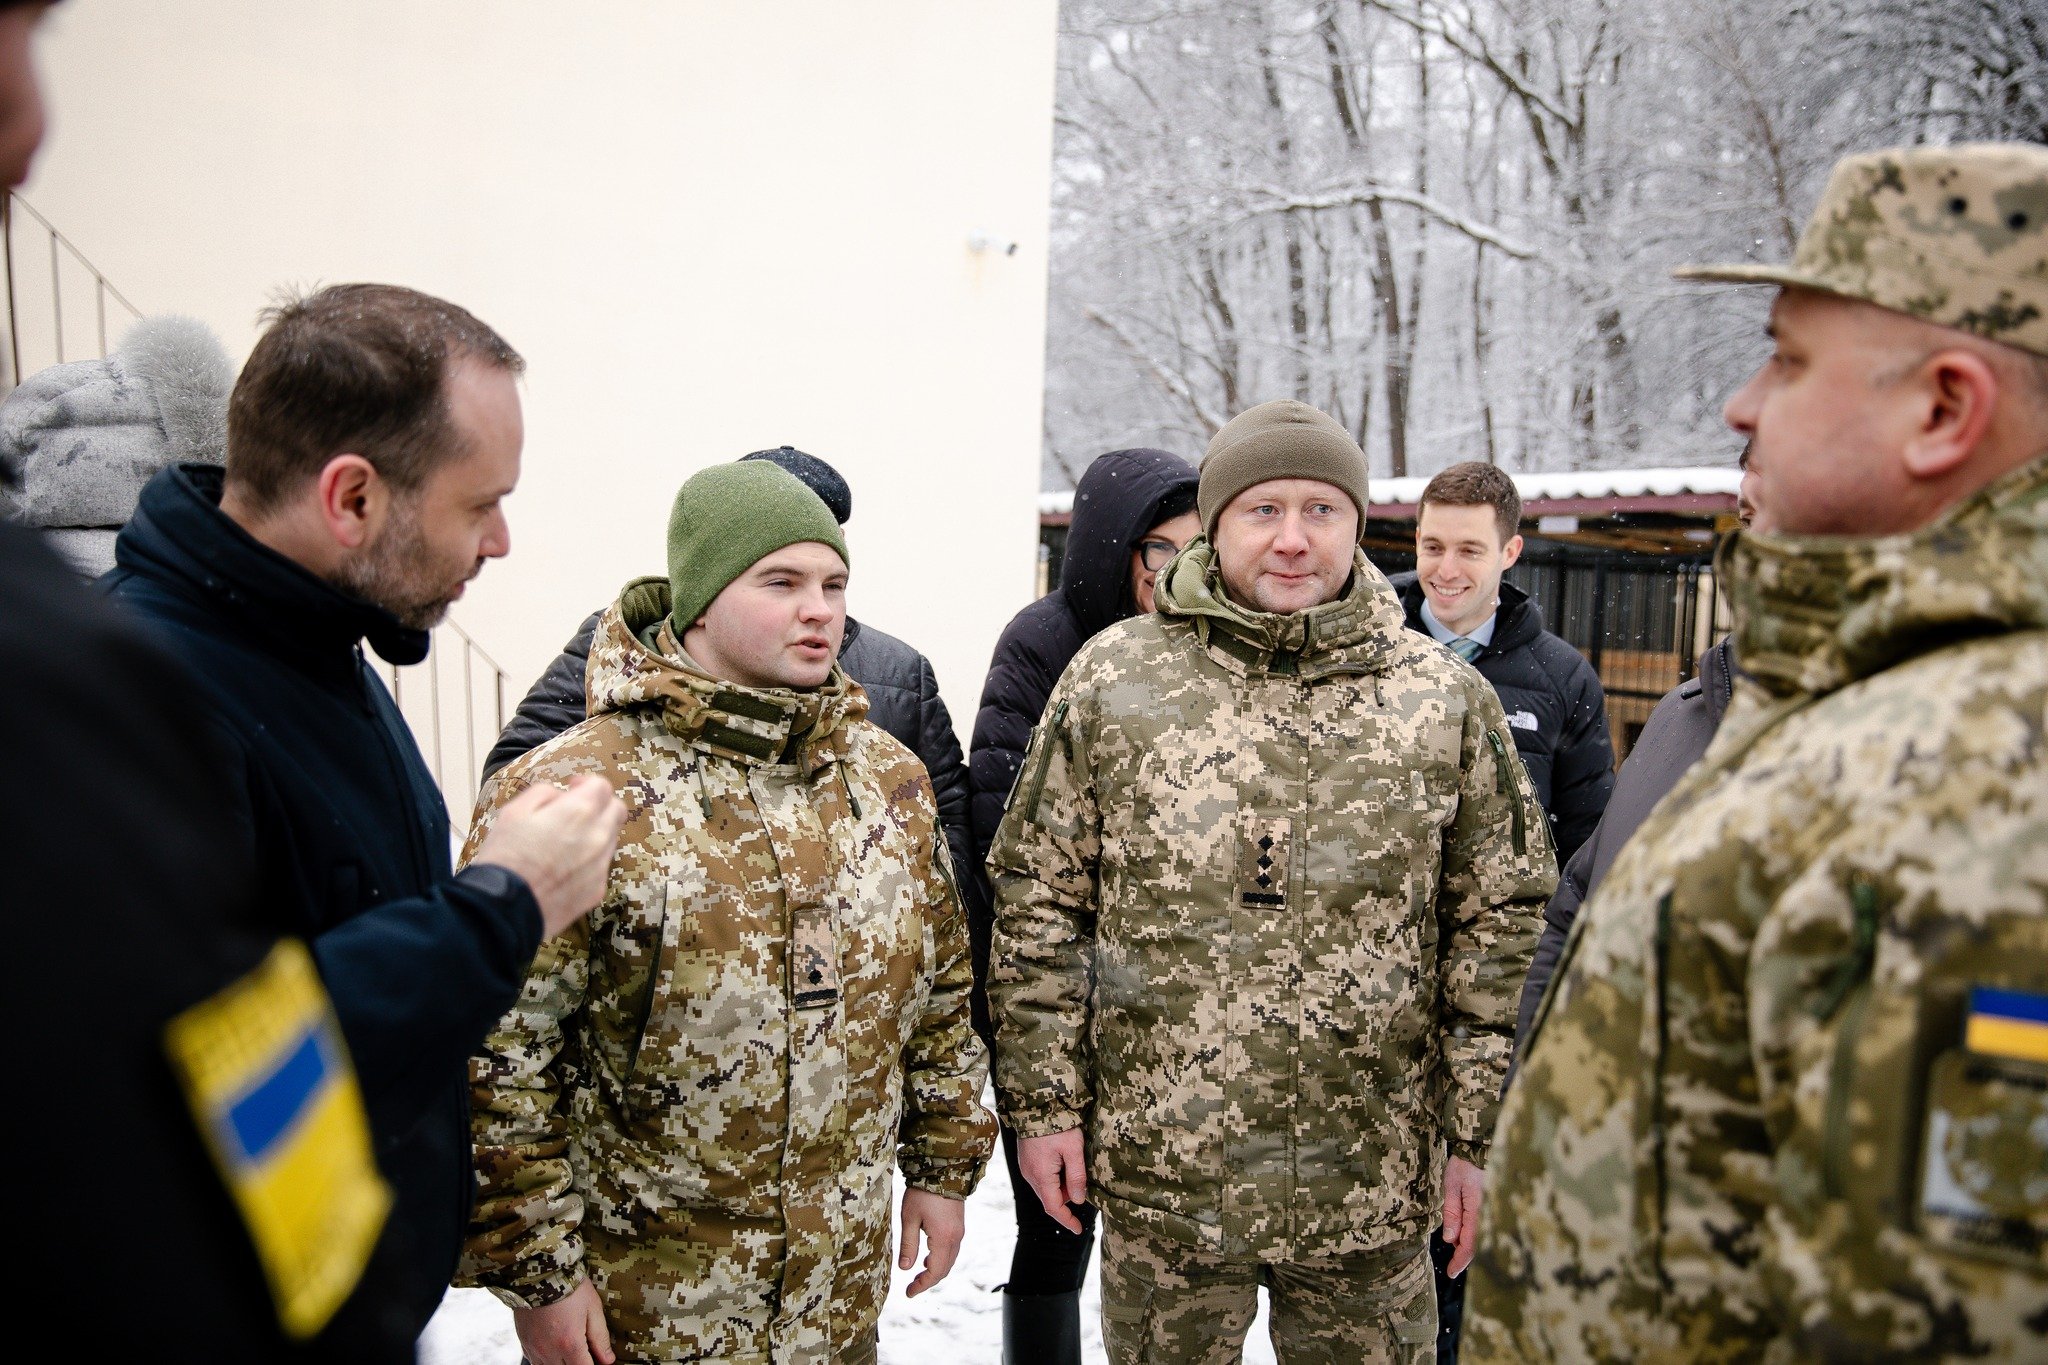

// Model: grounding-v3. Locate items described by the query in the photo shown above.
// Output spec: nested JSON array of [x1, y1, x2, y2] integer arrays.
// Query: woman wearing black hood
[[966, 445, 1200, 1364]]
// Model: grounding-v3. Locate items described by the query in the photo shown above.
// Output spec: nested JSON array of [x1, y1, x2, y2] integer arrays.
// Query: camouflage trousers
[[1099, 1219, 1436, 1365]]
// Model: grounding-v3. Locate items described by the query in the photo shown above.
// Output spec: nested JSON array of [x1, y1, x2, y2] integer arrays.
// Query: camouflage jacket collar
[[1724, 449, 2048, 698], [1155, 538, 1405, 679], [586, 575, 867, 771]]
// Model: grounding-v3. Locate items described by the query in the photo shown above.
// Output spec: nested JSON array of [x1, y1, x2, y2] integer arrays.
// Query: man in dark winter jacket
[[1395, 463, 1613, 864], [965, 444, 1199, 1364], [1509, 450, 1758, 1058], [480, 445, 976, 921], [105, 283, 626, 1343], [1393, 460, 1612, 1363], [4, 9, 413, 1356]]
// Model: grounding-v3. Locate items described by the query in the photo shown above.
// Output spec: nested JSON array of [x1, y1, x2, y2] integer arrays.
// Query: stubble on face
[[1212, 479, 1358, 614], [330, 492, 480, 630]]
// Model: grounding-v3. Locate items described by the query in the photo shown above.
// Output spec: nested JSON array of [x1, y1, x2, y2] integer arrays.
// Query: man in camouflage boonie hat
[[989, 399, 1553, 1363], [458, 467, 995, 1365], [1467, 142, 2048, 1362]]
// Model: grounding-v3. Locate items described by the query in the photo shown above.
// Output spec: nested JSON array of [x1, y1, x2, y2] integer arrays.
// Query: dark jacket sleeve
[[966, 608, 1073, 1050], [220, 726, 545, 1142], [913, 652, 979, 906], [481, 609, 602, 782], [1509, 830, 1593, 1075], [967, 612, 1068, 889], [1546, 648, 1616, 865]]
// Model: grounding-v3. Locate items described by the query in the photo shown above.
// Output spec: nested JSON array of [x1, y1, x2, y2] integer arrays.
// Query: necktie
[[1450, 636, 1483, 662]]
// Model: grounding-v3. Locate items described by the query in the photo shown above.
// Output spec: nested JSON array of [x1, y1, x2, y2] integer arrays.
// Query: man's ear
[[1500, 533, 1524, 571], [1900, 349, 1999, 483], [314, 454, 385, 551]]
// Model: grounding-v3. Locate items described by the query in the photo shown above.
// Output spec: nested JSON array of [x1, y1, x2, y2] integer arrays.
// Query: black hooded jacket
[[102, 464, 544, 1336], [1392, 573, 1614, 864], [1510, 635, 1735, 1059], [964, 447, 1199, 1033]]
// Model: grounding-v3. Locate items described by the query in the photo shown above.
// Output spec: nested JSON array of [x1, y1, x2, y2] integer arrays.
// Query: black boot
[[1002, 1287, 1083, 1365]]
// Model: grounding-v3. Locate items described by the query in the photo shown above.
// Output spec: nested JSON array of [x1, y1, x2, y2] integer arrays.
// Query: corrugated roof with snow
[[1040, 466, 1740, 518]]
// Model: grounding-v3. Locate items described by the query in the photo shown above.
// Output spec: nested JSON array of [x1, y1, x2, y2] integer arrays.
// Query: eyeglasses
[[1137, 539, 1181, 572]]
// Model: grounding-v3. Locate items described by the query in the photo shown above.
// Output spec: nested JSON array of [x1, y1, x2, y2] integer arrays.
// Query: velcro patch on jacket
[[1239, 819, 1291, 909], [790, 902, 841, 1010], [1919, 1047, 2048, 1268], [163, 939, 389, 1338]]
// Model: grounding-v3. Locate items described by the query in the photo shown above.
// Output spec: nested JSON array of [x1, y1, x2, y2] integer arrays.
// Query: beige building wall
[[26, 0, 1055, 807]]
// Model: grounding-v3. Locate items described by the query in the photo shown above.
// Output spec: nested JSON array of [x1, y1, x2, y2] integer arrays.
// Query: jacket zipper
[[1485, 729, 1525, 854], [1651, 890, 1673, 1302], [626, 885, 670, 1094], [1815, 881, 1880, 1199], [1021, 701, 1068, 824]]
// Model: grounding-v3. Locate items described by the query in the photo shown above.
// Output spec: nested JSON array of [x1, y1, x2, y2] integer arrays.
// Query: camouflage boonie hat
[[1677, 142, 2048, 358]]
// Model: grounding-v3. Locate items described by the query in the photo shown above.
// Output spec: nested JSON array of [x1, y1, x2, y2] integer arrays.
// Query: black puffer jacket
[[483, 609, 975, 901], [1510, 635, 1734, 1060], [965, 447, 1199, 1033], [1392, 573, 1614, 864]]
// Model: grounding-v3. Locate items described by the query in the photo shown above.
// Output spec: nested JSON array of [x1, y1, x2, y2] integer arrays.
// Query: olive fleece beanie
[[666, 461, 849, 633], [1196, 399, 1370, 542]]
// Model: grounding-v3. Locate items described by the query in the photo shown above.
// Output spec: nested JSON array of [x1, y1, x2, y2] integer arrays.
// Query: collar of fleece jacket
[[1723, 447, 2048, 700], [1153, 535, 1407, 679], [586, 574, 869, 771]]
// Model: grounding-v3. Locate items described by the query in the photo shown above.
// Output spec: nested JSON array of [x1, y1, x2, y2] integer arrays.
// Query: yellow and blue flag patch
[[165, 939, 389, 1339], [1964, 986, 2048, 1065]]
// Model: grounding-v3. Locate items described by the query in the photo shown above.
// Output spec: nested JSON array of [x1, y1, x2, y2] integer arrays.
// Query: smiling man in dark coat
[[1393, 462, 1612, 866]]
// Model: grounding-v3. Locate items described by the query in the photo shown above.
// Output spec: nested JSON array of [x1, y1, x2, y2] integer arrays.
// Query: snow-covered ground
[[420, 1110, 1277, 1364]]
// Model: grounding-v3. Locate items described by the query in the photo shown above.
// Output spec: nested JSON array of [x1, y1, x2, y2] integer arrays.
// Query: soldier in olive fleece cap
[[1469, 143, 2048, 1364], [991, 397, 1551, 1364]]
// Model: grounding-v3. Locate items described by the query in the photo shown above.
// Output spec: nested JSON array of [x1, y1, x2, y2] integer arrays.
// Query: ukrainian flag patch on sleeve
[[165, 938, 390, 1338], [1964, 986, 2048, 1064]]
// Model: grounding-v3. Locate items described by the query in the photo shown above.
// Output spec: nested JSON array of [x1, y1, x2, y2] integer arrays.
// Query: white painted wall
[[26, 0, 1055, 795]]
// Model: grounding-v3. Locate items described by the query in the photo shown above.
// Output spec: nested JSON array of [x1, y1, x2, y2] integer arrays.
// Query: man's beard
[[330, 500, 472, 631]]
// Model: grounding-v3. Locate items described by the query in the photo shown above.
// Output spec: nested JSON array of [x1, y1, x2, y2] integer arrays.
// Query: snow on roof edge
[[1039, 466, 1740, 517]]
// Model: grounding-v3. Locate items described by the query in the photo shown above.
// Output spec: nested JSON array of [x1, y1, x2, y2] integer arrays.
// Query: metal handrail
[[3, 192, 144, 385], [0, 193, 514, 832], [383, 616, 511, 838]]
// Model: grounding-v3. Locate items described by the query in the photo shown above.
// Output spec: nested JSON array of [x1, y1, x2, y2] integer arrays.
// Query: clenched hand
[[472, 774, 628, 938]]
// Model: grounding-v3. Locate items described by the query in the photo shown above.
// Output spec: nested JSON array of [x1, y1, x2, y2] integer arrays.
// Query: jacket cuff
[[452, 862, 544, 958], [902, 1154, 989, 1202], [1004, 1109, 1086, 1140], [483, 1264, 586, 1312], [1447, 1134, 1489, 1167]]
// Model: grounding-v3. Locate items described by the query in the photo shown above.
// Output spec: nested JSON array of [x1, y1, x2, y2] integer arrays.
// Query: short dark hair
[[225, 283, 524, 513], [1417, 461, 1521, 544]]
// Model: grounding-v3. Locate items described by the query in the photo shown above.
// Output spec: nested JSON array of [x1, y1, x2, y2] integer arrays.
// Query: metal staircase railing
[[2, 192, 143, 387], [381, 617, 511, 837], [0, 191, 516, 832]]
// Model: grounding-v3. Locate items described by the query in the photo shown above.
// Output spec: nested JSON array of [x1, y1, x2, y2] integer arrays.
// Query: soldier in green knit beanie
[[462, 453, 993, 1362], [665, 460, 851, 689]]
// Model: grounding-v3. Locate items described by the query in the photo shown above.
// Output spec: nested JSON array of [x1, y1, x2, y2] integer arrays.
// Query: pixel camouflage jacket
[[459, 578, 994, 1364], [1469, 452, 2048, 1363], [989, 540, 1552, 1263]]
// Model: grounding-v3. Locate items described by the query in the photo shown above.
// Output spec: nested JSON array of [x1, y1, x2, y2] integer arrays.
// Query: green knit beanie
[[1197, 399, 1370, 543], [667, 461, 850, 632]]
